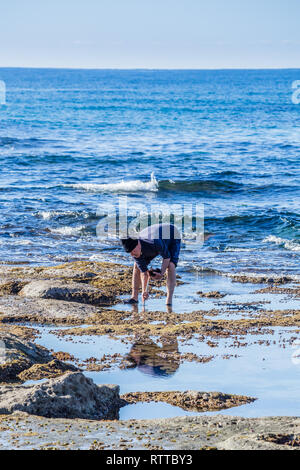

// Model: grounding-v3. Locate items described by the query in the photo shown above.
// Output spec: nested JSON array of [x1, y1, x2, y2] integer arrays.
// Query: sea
[[0, 68, 299, 277]]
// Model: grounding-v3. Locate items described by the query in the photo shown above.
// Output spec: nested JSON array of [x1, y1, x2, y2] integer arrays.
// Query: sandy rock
[[0, 332, 52, 382], [0, 280, 27, 296], [0, 261, 114, 282], [254, 286, 300, 296], [230, 274, 293, 285], [0, 372, 120, 420], [17, 359, 78, 382], [19, 280, 112, 305], [0, 324, 38, 341], [33, 261, 126, 281], [0, 296, 100, 324], [219, 433, 300, 450], [0, 261, 132, 296], [0, 262, 134, 315], [0, 413, 299, 450], [0, 332, 75, 383]]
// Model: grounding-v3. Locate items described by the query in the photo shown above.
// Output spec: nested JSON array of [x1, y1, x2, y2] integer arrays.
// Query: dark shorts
[[169, 239, 181, 267], [136, 239, 181, 271]]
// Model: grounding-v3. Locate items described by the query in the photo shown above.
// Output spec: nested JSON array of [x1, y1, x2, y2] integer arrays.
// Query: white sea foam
[[38, 211, 68, 220], [39, 211, 64, 220], [50, 225, 85, 236], [224, 247, 254, 252], [263, 235, 300, 252], [38, 210, 90, 220], [9, 239, 33, 246], [226, 270, 300, 281], [63, 172, 158, 193]]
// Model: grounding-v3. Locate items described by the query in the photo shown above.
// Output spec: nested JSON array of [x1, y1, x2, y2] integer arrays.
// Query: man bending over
[[121, 223, 181, 306]]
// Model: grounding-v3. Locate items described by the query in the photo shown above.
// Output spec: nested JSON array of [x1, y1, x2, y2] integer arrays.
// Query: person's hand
[[142, 291, 149, 301], [153, 272, 163, 280]]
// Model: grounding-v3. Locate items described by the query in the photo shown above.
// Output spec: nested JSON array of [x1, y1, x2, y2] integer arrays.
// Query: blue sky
[[0, 0, 299, 68]]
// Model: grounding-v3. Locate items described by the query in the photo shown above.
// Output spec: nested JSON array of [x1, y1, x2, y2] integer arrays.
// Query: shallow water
[[34, 324, 300, 419], [34, 325, 128, 362], [31, 272, 300, 420], [115, 273, 299, 314], [89, 327, 300, 419]]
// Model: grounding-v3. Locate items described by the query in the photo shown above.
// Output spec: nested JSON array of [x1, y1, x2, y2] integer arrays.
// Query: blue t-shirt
[[134, 224, 181, 273]]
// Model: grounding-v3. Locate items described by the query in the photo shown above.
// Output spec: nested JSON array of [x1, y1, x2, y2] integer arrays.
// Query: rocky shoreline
[[0, 260, 299, 450], [0, 413, 299, 450]]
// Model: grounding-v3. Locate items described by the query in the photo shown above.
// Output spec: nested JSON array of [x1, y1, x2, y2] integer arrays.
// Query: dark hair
[[121, 238, 138, 253]]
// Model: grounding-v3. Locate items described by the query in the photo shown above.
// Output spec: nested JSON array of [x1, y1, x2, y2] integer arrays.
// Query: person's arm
[[134, 256, 150, 300], [151, 258, 170, 280], [141, 271, 150, 301], [160, 258, 170, 276], [152, 240, 171, 279]]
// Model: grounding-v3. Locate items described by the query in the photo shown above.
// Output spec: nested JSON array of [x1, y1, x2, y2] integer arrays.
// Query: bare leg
[[132, 263, 141, 301], [166, 262, 176, 305]]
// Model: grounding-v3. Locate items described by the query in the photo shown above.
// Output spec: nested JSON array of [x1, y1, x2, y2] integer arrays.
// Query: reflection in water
[[129, 304, 173, 315], [126, 337, 180, 378]]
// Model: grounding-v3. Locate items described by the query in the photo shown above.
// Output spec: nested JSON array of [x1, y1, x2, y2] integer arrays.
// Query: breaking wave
[[263, 235, 300, 252], [62, 172, 158, 193]]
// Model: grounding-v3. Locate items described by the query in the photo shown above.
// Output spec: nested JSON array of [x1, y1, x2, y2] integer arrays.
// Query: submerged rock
[[19, 280, 112, 306], [120, 390, 256, 412], [197, 291, 226, 298], [0, 372, 120, 420]]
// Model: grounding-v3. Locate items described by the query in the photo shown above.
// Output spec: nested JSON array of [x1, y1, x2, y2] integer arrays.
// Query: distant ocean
[[0, 68, 299, 276]]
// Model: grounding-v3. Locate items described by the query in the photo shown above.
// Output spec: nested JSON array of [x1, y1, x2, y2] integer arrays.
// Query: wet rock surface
[[19, 280, 113, 306], [0, 414, 299, 450], [0, 332, 52, 383], [0, 280, 27, 296], [0, 332, 75, 383], [0, 262, 155, 325], [0, 296, 100, 324], [197, 291, 226, 298], [0, 372, 120, 420], [257, 433, 300, 447], [254, 285, 300, 296], [54, 308, 300, 343], [120, 391, 256, 412], [0, 261, 133, 300], [230, 274, 294, 285], [17, 359, 78, 382]]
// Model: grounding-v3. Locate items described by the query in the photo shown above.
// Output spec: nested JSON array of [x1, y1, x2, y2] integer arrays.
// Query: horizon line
[[0, 66, 300, 71]]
